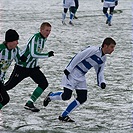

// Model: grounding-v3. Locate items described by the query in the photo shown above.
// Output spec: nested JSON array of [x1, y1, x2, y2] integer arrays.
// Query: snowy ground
[[0, 0, 133, 133]]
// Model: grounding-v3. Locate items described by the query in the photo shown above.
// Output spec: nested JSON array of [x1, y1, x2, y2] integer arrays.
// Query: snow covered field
[[0, 0, 132, 132]]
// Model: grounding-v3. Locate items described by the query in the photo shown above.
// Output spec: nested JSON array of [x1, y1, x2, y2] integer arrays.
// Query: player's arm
[[94, 63, 106, 89]]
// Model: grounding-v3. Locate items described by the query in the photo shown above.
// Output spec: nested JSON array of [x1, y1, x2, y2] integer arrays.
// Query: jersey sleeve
[[14, 47, 21, 63], [94, 61, 106, 86]]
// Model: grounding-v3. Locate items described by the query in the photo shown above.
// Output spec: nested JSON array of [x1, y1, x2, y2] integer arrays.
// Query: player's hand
[[64, 69, 70, 79], [101, 82, 106, 89], [115, 1, 118, 6], [20, 55, 27, 62], [48, 51, 54, 57]]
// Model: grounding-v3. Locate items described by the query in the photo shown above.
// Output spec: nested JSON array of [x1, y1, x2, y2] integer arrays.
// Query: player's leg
[[24, 67, 48, 112], [69, 6, 76, 25], [62, 0, 69, 25], [0, 82, 10, 110], [43, 87, 72, 106], [68, 0, 76, 25], [59, 89, 87, 122], [58, 78, 87, 122], [103, 7, 109, 24], [73, 0, 79, 19], [62, 8, 68, 25], [43, 73, 75, 106], [4, 65, 27, 91], [108, 6, 115, 26]]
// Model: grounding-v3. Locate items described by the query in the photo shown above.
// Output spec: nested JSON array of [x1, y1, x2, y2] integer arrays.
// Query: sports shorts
[[61, 74, 87, 90], [103, 1, 115, 8], [63, 0, 75, 8]]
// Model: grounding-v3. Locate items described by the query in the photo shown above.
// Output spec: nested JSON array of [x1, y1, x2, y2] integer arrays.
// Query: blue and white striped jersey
[[66, 46, 106, 86]]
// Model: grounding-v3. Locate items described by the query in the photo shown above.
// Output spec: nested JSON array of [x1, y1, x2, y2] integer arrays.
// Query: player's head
[[5, 29, 19, 49], [102, 37, 116, 54], [40, 22, 51, 38]]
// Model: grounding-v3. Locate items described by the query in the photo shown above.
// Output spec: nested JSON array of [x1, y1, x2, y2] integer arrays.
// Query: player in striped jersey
[[101, 0, 118, 26], [43, 37, 116, 122], [5, 22, 54, 112], [0, 29, 20, 110]]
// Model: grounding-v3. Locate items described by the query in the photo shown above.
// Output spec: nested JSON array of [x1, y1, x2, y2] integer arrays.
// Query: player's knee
[[103, 10, 107, 14], [61, 92, 71, 101], [76, 96, 87, 104], [64, 8, 68, 13], [39, 80, 49, 90], [2, 94, 10, 106], [70, 6, 76, 14], [110, 12, 113, 15], [103, 8, 107, 14], [61, 88, 72, 100], [6, 95, 10, 104]]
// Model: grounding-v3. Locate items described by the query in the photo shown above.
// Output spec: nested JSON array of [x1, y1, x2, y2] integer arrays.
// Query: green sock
[[0, 103, 3, 109], [29, 87, 44, 102]]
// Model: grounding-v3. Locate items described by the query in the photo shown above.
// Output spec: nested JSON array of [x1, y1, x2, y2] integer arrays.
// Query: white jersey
[[63, 0, 75, 8], [65, 46, 106, 86]]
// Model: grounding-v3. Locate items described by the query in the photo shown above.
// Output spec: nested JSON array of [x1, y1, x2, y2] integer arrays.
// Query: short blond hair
[[40, 22, 51, 30]]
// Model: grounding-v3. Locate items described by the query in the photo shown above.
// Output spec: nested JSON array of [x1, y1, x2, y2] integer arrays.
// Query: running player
[[0, 29, 20, 110], [5, 22, 54, 112], [43, 37, 116, 122]]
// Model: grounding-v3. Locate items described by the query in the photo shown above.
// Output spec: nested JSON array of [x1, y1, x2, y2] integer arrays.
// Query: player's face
[[41, 26, 51, 38], [7, 40, 18, 49], [104, 44, 115, 54]]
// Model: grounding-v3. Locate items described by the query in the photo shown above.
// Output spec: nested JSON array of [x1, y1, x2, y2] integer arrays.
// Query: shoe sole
[[62, 21, 66, 25], [69, 23, 74, 26], [59, 119, 75, 122], [58, 116, 75, 122], [24, 106, 40, 112]]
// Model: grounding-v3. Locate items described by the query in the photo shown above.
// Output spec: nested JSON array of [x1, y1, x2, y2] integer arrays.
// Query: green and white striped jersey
[[17, 32, 49, 68], [0, 43, 21, 82]]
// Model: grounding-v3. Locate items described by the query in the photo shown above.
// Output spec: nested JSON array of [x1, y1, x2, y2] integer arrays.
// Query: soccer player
[[101, 0, 118, 26], [0, 29, 20, 110], [5, 22, 54, 112], [43, 37, 116, 122], [62, 0, 76, 26]]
